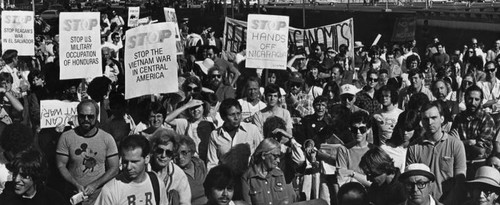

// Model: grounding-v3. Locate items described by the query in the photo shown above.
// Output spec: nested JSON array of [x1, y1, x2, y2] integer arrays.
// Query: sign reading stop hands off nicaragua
[[1, 11, 35, 55], [246, 14, 289, 70], [125, 22, 178, 99], [59, 12, 102, 80]]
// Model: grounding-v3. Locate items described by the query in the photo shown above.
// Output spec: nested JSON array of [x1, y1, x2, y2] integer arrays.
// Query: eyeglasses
[[291, 83, 302, 88], [405, 181, 430, 190], [78, 114, 95, 120], [463, 81, 473, 85], [178, 150, 192, 156], [185, 86, 201, 92], [155, 148, 175, 158], [365, 171, 383, 179], [367, 77, 379, 82], [211, 74, 222, 79], [350, 126, 367, 134], [341, 95, 354, 102], [13, 172, 31, 180], [487, 68, 497, 73]]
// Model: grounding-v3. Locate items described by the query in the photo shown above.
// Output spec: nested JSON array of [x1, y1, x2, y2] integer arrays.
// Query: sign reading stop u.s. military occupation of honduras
[[246, 14, 289, 70], [59, 12, 102, 80], [128, 7, 140, 28], [124, 22, 178, 99], [1, 11, 35, 56]]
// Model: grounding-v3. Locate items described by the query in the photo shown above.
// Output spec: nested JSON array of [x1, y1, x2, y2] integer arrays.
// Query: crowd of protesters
[[1, 5, 500, 205]]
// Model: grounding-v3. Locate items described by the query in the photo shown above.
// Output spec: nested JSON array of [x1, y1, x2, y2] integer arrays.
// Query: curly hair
[[7, 148, 48, 187], [0, 123, 34, 157]]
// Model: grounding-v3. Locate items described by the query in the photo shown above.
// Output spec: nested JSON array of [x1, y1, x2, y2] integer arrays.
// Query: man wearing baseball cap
[[340, 84, 367, 113], [399, 163, 443, 205], [463, 166, 500, 205]]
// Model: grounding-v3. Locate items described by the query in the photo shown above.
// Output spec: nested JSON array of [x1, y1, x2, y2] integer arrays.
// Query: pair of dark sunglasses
[[154, 148, 175, 158], [350, 126, 367, 134]]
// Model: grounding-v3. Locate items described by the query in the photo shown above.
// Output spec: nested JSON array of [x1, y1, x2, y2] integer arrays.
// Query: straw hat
[[400, 163, 435, 182], [467, 166, 500, 188]]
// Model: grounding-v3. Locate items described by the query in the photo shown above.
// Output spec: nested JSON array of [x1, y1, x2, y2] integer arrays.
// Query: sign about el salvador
[[1, 11, 35, 55]]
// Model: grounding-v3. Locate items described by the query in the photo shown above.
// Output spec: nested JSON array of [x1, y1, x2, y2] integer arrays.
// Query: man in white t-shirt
[[373, 85, 403, 145], [95, 135, 168, 205], [239, 77, 266, 122]]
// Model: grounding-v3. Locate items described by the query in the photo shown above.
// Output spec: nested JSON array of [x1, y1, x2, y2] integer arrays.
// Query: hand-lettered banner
[[124, 22, 178, 99], [59, 12, 102, 80], [246, 14, 289, 70], [223, 17, 354, 60], [1, 11, 35, 55], [163, 7, 184, 55], [128, 7, 140, 28], [391, 16, 416, 42], [40, 100, 100, 128]]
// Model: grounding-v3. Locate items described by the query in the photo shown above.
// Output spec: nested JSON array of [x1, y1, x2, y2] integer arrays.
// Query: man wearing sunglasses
[[407, 102, 466, 205], [207, 66, 235, 102], [476, 61, 500, 111], [399, 163, 442, 205], [339, 84, 366, 113], [56, 99, 119, 204]]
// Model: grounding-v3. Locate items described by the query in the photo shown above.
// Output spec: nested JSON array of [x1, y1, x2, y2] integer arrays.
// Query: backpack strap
[[147, 172, 161, 205]]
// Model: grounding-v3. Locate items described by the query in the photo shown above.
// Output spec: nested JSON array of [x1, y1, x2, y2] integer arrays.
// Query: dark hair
[[387, 77, 403, 90], [389, 110, 420, 146], [27, 70, 45, 87], [2, 49, 18, 64], [146, 101, 166, 117], [379, 69, 389, 75], [219, 98, 241, 118], [367, 69, 378, 78], [408, 68, 424, 79], [421, 101, 445, 117], [0, 73, 12, 86], [332, 63, 344, 75], [375, 85, 398, 105], [182, 76, 202, 92], [465, 84, 484, 101], [350, 111, 372, 128], [406, 55, 420, 70], [407, 92, 430, 111], [322, 81, 340, 102], [337, 182, 369, 205], [120, 134, 151, 157], [177, 135, 196, 154], [7, 148, 47, 187], [430, 79, 451, 99], [264, 84, 282, 98], [313, 95, 329, 106], [77, 99, 100, 118], [263, 116, 286, 140], [203, 164, 236, 197], [359, 147, 398, 176], [87, 76, 111, 102]]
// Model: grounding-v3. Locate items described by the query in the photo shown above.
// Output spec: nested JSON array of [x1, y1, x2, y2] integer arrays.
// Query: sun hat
[[195, 58, 214, 75], [340, 84, 361, 96], [400, 163, 436, 182], [467, 166, 500, 188], [354, 41, 364, 49]]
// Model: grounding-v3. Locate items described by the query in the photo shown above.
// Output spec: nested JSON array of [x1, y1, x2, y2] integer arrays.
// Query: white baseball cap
[[340, 84, 360, 96]]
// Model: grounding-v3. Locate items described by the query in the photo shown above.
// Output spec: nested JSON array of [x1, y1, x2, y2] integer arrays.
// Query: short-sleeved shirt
[[170, 118, 215, 162], [373, 108, 403, 144], [56, 129, 118, 204], [252, 107, 293, 134], [406, 132, 466, 202], [95, 172, 168, 205], [238, 99, 266, 120]]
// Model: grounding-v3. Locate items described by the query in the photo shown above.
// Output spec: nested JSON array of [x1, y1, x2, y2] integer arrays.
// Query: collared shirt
[[206, 122, 263, 173], [301, 114, 333, 143], [399, 195, 441, 205], [398, 86, 435, 110], [477, 78, 500, 105], [241, 165, 295, 205], [451, 109, 495, 159], [354, 88, 381, 114], [183, 157, 208, 205], [406, 132, 466, 203]]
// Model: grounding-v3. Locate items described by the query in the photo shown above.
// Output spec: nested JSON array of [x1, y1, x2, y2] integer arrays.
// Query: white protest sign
[[128, 7, 140, 28], [59, 12, 102, 80], [40, 100, 78, 129], [1, 11, 35, 55], [163, 7, 184, 55], [246, 14, 289, 70], [124, 22, 178, 99]]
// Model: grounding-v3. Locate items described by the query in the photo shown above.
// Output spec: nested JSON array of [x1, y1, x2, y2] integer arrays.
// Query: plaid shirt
[[451, 109, 496, 159], [354, 88, 381, 114], [287, 91, 315, 118]]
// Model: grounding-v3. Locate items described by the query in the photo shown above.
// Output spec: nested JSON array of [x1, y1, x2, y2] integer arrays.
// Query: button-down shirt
[[451, 109, 495, 159], [477, 78, 500, 105], [398, 86, 435, 110], [354, 88, 381, 114], [406, 132, 466, 203], [206, 122, 263, 173], [241, 165, 295, 205]]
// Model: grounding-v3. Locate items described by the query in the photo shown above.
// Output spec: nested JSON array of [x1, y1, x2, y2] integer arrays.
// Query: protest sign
[[391, 16, 416, 42], [246, 14, 289, 70], [124, 22, 178, 99], [1, 11, 35, 55], [40, 100, 100, 128], [163, 7, 184, 55], [128, 7, 140, 28], [223, 17, 354, 60], [59, 12, 102, 80]]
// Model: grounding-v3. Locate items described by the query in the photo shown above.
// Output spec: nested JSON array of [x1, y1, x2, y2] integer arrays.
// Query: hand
[[75, 183, 85, 194], [84, 182, 98, 196], [185, 99, 204, 108], [272, 128, 292, 139], [55, 122, 65, 133], [466, 139, 477, 146], [0, 87, 5, 93]]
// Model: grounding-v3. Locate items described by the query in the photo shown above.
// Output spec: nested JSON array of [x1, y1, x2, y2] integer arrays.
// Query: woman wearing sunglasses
[[150, 129, 191, 205], [335, 111, 376, 189]]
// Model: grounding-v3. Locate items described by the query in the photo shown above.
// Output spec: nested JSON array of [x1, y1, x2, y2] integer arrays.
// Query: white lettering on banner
[[126, 30, 173, 49], [62, 19, 99, 31], [250, 20, 287, 31]]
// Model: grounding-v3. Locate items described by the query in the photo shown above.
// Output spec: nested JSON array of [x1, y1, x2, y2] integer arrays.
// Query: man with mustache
[[56, 99, 119, 204]]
